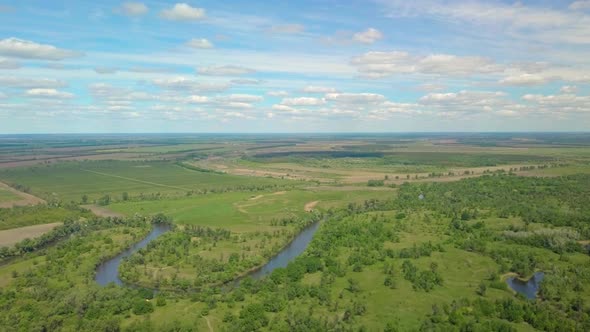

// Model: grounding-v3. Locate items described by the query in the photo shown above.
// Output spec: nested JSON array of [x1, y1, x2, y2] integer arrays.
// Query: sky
[[0, 0, 589, 133]]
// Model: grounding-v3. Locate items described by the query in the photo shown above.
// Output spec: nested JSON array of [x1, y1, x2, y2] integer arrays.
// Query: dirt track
[[0, 223, 61, 247], [0, 181, 46, 208]]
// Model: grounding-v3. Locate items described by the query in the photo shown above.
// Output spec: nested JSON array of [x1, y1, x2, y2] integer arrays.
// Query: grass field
[[0, 160, 299, 202], [109, 189, 392, 231]]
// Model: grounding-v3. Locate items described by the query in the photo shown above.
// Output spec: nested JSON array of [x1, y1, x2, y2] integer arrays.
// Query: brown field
[[0, 222, 61, 247], [0, 181, 46, 208], [81, 204, 125, 218]]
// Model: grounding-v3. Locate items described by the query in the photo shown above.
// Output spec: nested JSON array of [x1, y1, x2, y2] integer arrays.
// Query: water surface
[[506, 271, 544, 299], [95, 223, 171, 286]]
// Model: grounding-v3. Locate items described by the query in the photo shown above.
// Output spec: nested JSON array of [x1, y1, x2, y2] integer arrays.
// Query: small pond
[[506, 271, 545, 299]]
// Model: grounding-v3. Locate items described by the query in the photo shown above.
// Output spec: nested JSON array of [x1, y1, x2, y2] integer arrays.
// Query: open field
[[1, 133, 590, 331], [0, 180, 46, 208], [0, 222, 62, 247], [108, 189, 390, 231], [0, 160, 299, 202]]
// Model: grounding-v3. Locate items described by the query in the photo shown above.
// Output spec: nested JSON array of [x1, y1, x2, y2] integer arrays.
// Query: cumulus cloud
[[89, 83, 153, 102], [499, 73, 548, 86], [353, 28, 383, 44], [281, 97, 326, 106], [351, 51, 499, 78], [302, 85, 337, 93], [115, 2, 148, 16], [0, 38, 82, 60], [0, 58, 20, 69], [198, 65, 255, 76], [160, 3, 205, 21], [267, 90, 289, 97], [325, 93, 386, 104], [187, 38, 213, 49], [268, 24, 305, 34], [25, 88, 74, 99], [0, 77, 67, 89]]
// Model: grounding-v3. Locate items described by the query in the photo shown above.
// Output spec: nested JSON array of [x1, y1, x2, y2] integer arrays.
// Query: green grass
[[0, 160, 298, 202], [0, 206, 90, 231], [109, 189, 390, 231]]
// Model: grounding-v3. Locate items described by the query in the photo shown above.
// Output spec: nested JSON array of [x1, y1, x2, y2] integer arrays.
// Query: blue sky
[[0, 0, 589, 133]]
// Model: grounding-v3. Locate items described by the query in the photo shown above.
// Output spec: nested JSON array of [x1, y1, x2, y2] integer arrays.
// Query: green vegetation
[[0, 205, 91, 230], [0, 160, 299, 202], [1, 133, 590, 331]]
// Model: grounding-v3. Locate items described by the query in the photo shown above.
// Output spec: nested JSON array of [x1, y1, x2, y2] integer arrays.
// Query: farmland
[[0, 133, 589, 331]]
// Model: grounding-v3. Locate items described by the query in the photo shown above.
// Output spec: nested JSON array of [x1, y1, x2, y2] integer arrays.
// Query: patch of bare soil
[[304, 201, 319, 212], [0, 181, 46, 208], [81, 204, 124, 218], [0, 222, 61, 247]]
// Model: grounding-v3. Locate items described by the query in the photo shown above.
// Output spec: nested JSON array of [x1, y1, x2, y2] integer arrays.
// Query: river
[[95, 221, 320, 287]]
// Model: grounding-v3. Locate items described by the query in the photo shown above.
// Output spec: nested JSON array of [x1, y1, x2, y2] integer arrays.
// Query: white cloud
[[281, 97, 326, 106], [0, 38, 82, 60], [187, 95, 209, 103], [569, 1, 590, 10], [351, 51, 499, 78], [187, 38, 213, 49], [267, 90, 289, 97], [216, 94, 263, 105], [116, 2, 148, 16], [160, 3, 205, 21], [560, 85, 578, 94], [0, 58, 20, 69], [230, 79, 261, 85], [0, 77, 67, 89], [25, 88, 74, 99], [379, 1, 590, 45], [325, 93, 386, 104], [302, 85, 337, 93], [499, 73, 548, 86], [353, 28, 383, 44], [268, 24, 305, 34], [152, 77, 230, 92], [199, 65, 255, 76]]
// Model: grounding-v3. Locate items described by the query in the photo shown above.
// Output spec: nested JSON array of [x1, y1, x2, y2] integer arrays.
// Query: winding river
[[95, 221, 321, 287], [95, 223, 172, 286], [506, 271, 545, 299]]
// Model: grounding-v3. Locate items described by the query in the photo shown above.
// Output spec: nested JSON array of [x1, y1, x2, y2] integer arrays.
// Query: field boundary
[[0, 181, 46, 208], [80, 169, 188, 191], [0, 222, 61, 247]]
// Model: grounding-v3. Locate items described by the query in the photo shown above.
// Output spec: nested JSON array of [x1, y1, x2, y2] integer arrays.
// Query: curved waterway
[[506, 271, 545, 299], [95, 223, 172, 286], [95, 221, 321, 287]]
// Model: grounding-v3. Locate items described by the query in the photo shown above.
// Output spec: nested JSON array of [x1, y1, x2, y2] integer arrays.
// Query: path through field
[[0, 222, 61, 247]]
